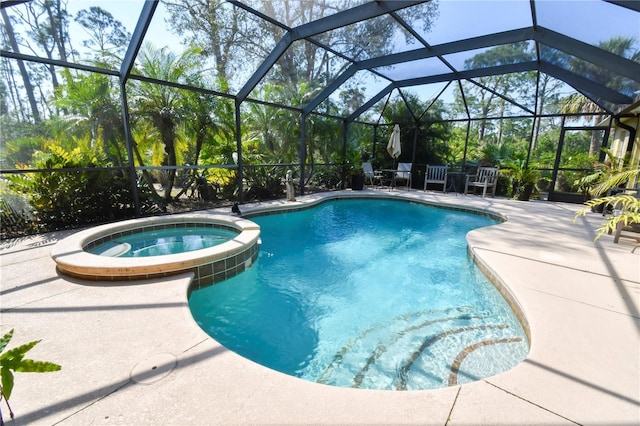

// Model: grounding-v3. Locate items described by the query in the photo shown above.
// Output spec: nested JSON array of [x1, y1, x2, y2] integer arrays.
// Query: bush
[[5, 146, 139, 233], [243, 165, 283, 201], [0, 195, 37, 239]]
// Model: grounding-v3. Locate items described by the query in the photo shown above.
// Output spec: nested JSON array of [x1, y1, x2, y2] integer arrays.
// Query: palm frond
[[576, 194, 640, 240], [591, 169, 640, 196]]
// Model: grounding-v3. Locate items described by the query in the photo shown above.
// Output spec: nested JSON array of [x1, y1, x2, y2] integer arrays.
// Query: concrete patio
[[1, 190, 638, 425]]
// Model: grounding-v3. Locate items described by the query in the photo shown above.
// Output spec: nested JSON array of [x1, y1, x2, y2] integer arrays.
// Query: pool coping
[[1, 189, 639, 425]]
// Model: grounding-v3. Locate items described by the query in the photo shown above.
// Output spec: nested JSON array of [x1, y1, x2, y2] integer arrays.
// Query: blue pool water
[[88, 226, 238, 257], [189, 199, 529, 390]]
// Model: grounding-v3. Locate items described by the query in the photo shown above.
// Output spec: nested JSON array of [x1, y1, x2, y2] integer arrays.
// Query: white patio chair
[[395, 163, 412, 190], [362, 162, 383, 187]]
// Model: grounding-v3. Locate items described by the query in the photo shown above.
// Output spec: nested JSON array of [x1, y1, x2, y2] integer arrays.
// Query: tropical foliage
[[502, 153, 541, 200], [0, 329, 61, 423], [1, 1, 637, 237], [4, 141, 148, 232], [576, 167, 640, 239]]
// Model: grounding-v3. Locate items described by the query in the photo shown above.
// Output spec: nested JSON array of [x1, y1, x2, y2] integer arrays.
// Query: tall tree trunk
[[497, 99, 506, 145], [44, 0, 68, 63], [40, 0, 68, 88], [156, 115, 178, 202], [1, 9, 41, 122], [163, 143, 177, 202], [589, 130, 601, 157], [2, 60, 27, 120], [531, 116, 541, 153], [477, 90, 496, 145], [478, 118, 487, 144], [194, 127, 205, 166], [531, 88, 545, 153], [131, 140, 164, 207]]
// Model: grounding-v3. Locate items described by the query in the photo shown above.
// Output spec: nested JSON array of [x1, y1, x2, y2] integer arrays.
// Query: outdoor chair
[[465, 167, 499, 198], [424, 165, 448, 193], [362, 162, 383, 187], [610, 196, 640, 252], [613, 221, 640, 251], [395, 163, 412, 190]]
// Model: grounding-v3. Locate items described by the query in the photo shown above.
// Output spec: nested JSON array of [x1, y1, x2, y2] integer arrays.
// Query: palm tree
[[558, 92, 604, 156], [53, 68, 126, 165], [245, 86, 288, 159], [182, 92, 218, 167], [559, 36, 639, 156], [128, 43, 204, 201]]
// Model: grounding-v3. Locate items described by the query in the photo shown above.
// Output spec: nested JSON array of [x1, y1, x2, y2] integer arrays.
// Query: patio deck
[[1, 190, 638, 425]]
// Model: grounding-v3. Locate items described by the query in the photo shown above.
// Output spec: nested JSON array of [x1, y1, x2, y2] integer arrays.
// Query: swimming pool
[[189, 199, 529, 390]]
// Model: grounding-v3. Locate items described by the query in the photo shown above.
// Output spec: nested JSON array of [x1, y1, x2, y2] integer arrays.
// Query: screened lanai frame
[[1, 0, 639, 223]]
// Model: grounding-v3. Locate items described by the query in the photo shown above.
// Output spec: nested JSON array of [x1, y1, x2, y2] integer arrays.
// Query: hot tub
[[51, 214, 260, 286]]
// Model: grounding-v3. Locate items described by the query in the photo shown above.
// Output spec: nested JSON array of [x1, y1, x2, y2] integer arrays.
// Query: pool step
[[316, 309, 523, 390], [393, 323, 509, 390], [316, 307, 472, 385]]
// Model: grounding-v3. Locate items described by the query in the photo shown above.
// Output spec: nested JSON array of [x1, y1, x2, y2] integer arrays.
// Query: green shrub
[[5, 145, 137, 232]]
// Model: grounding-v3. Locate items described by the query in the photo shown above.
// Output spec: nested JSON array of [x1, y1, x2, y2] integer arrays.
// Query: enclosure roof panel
[[232, 0, 371, 27], [1, 0, 638, 118], [410, 0, 534, 46], [536, 0, 640, 58]]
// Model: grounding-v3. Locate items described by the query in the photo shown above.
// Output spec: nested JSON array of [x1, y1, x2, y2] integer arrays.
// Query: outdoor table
[[446, 171, 466, 194], [380, 169, 399, 191]]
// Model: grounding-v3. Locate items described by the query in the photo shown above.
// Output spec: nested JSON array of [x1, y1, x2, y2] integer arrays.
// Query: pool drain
[[130, 353, 177, 384]]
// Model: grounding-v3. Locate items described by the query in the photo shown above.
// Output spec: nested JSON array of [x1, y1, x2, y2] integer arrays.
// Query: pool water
[[189, 199, 529, 390], [88, 226, 238, 257]]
